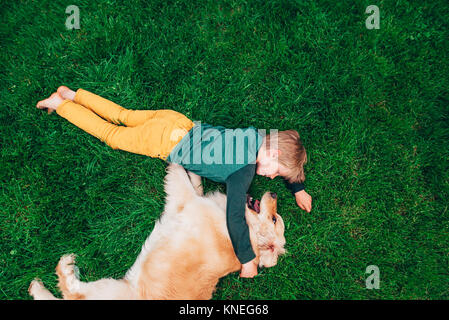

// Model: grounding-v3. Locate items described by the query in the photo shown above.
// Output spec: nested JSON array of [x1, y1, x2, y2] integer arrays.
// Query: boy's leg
[[73, 89, 158, 127], [55, 100, 170, 158]]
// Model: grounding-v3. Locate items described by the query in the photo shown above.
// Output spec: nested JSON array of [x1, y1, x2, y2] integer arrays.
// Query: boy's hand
[[240, 259, 258, 278], [295, 190, 312, 212]]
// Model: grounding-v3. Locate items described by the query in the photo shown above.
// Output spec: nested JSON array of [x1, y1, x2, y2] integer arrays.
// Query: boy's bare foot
[[57, 86, 76, 101], [36, 93, 64, 114]]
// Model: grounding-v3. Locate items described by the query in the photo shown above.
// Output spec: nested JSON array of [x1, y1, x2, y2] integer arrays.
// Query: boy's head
[[256, 130, 307, 183]]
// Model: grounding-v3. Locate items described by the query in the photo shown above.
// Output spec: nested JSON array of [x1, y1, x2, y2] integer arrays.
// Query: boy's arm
[[285, 181, 305, 194], [225, 164, 257, 265]]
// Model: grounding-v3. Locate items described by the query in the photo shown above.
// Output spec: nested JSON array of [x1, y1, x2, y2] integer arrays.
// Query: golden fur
[[29, 164, 286, 300]]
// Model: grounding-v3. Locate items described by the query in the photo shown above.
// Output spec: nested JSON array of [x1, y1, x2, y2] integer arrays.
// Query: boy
[[36, 87, 312, 278]]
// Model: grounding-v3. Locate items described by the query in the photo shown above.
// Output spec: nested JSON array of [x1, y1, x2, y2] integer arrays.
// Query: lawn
[[0, 0, 448, 299]]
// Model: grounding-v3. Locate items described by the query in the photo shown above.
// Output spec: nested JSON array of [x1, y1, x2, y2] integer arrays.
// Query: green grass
[[1, 0, 448, 300]]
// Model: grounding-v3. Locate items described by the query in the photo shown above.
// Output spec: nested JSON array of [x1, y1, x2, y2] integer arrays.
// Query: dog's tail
[[163, 163, 198, 214]]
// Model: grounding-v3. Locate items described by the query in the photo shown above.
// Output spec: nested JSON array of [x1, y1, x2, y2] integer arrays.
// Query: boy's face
[[256, 149, 289, 179]]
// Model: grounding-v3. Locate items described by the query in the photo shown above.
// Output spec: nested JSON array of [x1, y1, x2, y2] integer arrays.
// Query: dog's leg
[[55, 254, 85, 299], [28, 279, 59, 300], [56, 254, 135, 300], [188, 171, 203, 196]]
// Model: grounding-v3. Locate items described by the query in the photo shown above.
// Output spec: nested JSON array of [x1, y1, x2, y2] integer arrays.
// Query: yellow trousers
[[56, 89, 194, 160]]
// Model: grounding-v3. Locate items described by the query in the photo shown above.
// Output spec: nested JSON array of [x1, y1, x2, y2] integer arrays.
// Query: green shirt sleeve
[[225, 163, 256, 264], [285, 180, 305, 194]]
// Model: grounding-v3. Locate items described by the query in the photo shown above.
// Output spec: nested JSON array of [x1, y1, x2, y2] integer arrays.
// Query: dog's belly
[[125, 198, 240, 299]]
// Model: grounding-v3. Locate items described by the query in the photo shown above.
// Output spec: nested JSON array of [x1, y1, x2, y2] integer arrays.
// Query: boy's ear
[[269, 149, 281, 159]]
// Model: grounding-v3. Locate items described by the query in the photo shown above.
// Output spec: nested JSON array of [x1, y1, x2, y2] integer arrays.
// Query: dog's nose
[[270, 192, 277, 199]]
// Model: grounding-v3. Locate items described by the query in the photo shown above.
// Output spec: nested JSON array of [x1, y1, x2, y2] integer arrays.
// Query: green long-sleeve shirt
[[167, 122, 304, 263]]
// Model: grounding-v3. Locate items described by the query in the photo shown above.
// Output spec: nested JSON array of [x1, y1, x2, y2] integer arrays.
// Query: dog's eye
[[272, 215, 277, 224]]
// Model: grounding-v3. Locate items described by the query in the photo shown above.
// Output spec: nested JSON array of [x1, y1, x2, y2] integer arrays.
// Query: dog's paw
[[56, 254, 81, 294], [57, 254, 77, 277], [28, 279, 44, 297]]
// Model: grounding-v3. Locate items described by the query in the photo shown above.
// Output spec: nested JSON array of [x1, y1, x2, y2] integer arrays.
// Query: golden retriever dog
[[29, 164, 286, 300]]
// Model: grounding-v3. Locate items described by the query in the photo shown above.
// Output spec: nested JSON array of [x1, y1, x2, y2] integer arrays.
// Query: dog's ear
[[258, 243, 286, 268]]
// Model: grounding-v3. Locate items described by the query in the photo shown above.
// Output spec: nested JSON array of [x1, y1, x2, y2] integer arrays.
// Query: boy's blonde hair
[[266, 130, 307, 183]]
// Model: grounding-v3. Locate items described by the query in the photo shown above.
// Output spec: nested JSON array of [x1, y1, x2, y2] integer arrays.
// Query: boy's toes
[[36, 92, 62, 114], [57, 86, 69, 95], [36, 100, 45, 109], [57, 86, 75, 101], [36, 101, 50, 113], [36, 100, 51, 113]]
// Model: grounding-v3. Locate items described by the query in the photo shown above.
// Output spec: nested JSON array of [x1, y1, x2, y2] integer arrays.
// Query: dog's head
[[245, 192, 286, 268]]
